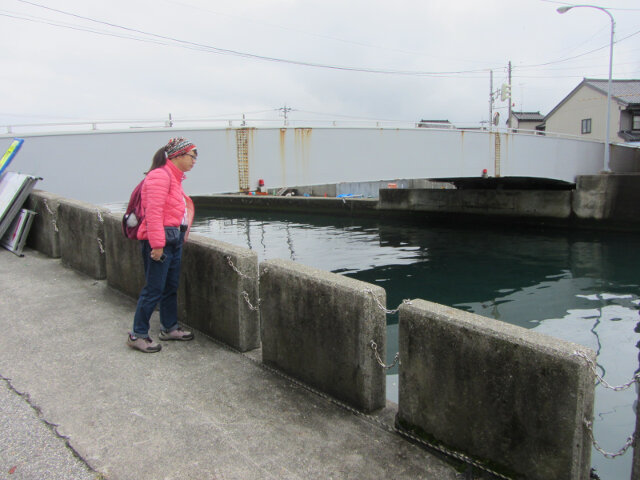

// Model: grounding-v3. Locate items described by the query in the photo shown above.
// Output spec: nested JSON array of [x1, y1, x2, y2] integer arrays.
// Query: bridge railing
[[0, 115, 606, 143]]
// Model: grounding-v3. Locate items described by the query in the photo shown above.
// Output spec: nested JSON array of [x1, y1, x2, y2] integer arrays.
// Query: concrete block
[[380, 189, 571, 218], [191, 194, 379, 217], [26, 190, 61, 258], [573, 174, 640, 224], [397, 299, 595, 480], [260, 258, 387, 412], [102, 212, 144, 299], [573, 175, 610, 221], [179, 234, 260, 352], [378, 188, 406, 205], [57, 198, 108, 279]]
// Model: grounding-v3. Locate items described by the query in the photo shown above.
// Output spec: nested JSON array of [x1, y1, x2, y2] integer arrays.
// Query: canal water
[[190, 207, 639, 480]]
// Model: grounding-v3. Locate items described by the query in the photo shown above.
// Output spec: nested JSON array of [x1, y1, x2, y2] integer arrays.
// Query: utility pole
[[279, 105, 292, 126], [489, 70, 493, 131], [507, 61, 512, 130]]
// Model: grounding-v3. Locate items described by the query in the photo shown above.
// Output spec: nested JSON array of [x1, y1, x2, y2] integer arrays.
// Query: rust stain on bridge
[[236, 128, 255, 192], [295, 128, 312, 184]]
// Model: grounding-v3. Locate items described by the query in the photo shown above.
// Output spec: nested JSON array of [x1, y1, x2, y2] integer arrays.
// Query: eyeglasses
[[186, 153, 197, 160]]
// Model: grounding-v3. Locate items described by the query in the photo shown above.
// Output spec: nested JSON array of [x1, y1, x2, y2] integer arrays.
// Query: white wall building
[[508, 111, 545, 133], [543, 78, 640, 143]]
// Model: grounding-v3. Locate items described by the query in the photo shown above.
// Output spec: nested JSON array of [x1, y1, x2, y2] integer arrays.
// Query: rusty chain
[[241, 291, 260, 311], [573, 351, 640, 391], [573, 350, 639, 459], [369, 340, 400, 370], [584, 419, 636, 459], [41, 199, 59, 232], [364, 288, 412, 314]]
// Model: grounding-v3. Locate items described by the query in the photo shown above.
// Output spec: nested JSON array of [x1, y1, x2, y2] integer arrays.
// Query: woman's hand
[[151, 248, 164, 261]]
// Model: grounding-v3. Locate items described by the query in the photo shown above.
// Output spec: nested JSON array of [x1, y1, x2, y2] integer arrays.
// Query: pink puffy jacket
[[137, 161, 194, 249]]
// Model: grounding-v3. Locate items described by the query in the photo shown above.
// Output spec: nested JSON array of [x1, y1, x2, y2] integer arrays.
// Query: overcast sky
[[0, 0, 639, 129]]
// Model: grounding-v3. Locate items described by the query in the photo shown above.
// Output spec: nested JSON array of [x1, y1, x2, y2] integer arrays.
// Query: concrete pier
[[0, 248, 459, 480], [5, 189, 602, 479], [193, 173, 640, 231], [260, 258, 387, 412], [397, 300, 595, 480]]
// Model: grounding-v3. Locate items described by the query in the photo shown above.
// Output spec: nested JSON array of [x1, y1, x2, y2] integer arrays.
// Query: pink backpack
[[122, 179, 145, 239]]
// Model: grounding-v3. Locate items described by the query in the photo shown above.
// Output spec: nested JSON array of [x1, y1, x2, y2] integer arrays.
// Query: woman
[[127, 137, 197, 353]]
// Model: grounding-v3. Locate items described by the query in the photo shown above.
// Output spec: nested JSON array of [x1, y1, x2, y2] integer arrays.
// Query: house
[[542, 78, 640, 143], [508, 111, 545, 133], [417, 119, 454, 129]]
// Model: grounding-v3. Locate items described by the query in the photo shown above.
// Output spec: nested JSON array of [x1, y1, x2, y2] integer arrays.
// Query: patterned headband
[[165, 137, 196, 159]]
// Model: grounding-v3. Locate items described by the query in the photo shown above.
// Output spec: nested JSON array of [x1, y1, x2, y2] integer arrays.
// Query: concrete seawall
[[260, 258, 386, 412], [194, 173, 640, 231], [23, 189, 601, 479], [58, 198, 109, 279], [179, 235, 260, 352], [397, 300, 595, 480], [380, 174, 640, 230], [194, 194, 380, 217]]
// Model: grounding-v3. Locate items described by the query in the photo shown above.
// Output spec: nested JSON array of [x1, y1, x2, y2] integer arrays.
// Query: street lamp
[[557, 4, 614, 173]]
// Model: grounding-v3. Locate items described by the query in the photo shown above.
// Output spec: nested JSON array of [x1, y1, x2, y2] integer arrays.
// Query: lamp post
[[557, 4, 614, 173]]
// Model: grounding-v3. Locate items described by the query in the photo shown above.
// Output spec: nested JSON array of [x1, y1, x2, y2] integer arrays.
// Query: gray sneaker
[[127, 334, 162, 353], [159, 327, 194, 341]]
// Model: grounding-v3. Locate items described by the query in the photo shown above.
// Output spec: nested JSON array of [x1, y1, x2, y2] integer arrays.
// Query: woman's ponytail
[[145, 147, 168, 174]]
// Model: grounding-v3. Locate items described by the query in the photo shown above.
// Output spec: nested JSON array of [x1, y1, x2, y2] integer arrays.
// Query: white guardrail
[[0, 115, 596, 142]]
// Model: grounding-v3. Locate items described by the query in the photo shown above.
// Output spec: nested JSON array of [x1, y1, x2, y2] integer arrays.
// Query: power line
[[0, 10, 177, 47], [158, 0, 474, 64], [515, 28, 640, 69], [522, 59, 640, 72], [7, 0, 640, 81], [0, 8, 497, 81], [11, 0, 497, 77]]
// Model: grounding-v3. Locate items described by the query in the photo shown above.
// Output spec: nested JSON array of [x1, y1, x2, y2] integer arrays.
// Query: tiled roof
[[417, 120, 453, 128], [584, 79, 640, 105], [512, 111, 544, 121], [545, 78, 640, 120]]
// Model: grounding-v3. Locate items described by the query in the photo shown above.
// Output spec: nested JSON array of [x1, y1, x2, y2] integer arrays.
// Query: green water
[[191, 208, 639, 480]]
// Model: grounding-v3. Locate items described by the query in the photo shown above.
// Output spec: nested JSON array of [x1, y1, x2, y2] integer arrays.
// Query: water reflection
[[192, 208, 639, 480]]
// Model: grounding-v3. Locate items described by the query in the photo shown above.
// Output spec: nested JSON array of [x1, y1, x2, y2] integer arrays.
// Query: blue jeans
[[132, 232, 185, 338]]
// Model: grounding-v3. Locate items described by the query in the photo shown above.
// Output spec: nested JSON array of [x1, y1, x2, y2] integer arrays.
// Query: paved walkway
[[0, 248, 461, 480], [0, 378, 98, 480]]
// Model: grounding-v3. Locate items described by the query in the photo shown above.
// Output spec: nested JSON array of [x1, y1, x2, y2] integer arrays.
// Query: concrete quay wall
[[25, 189, 599, 479], [179, 235, 260, 352], [57, 198, 109, 279], [260, 258, 386, 412], [380, 174, 640, 230], [194, 194, 380, 217], [104, 217, 261, 353], [194, 174, 640, 231], [101, 213, 260, 353], [397, 300, 595, 480], [26, 191, 62, 258], [380, 189, 572, 219], [27, 190, 261, 354]]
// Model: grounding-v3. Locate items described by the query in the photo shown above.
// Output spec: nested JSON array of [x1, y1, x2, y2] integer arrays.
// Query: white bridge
[[2, 121, 639, 204]]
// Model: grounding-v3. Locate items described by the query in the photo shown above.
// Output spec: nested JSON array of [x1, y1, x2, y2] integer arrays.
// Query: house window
[[581, 118, 592, 134], [633, 115, 640, 131]]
